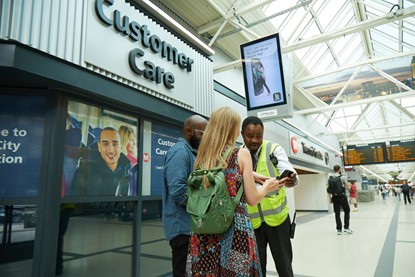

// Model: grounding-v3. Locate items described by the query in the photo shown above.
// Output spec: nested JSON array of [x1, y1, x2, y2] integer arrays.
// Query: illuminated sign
[[343, 143, 387, 166]]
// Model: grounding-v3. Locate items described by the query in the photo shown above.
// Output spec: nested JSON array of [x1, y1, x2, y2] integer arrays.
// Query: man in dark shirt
[[401, 180, 412, 205], [71, 127, 131, 196]]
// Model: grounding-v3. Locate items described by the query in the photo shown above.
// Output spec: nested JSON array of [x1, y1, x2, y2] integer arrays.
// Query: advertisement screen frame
[[240, 33, 288, 112]]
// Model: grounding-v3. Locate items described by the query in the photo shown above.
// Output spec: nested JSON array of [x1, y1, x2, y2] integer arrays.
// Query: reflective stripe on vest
[[249, 197, 287, 219], [247, 140, 289, 228]]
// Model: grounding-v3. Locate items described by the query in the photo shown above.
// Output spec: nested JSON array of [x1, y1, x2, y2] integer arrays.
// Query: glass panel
[[365, 5, 386, 17], [0, 204, 37, 277], [58, 202, 134, 276], [141, 120, 181, 198], [139, 120, 182, 276], [402, 27, 415, 48], [0, 95, 47, 198], [64, 100, 139, 197], [319, 0, 352, 31], [139, 218, 171, 276]]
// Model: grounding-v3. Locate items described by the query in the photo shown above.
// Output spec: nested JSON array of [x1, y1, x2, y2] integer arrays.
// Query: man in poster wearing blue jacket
[[71, 127, 131, 196]]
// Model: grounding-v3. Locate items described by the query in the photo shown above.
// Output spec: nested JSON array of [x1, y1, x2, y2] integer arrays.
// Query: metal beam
[[283, 5, 415, 52], [198, 0, 277, 34], [294, 90, 415, 115], [213, 8, 415, 74]]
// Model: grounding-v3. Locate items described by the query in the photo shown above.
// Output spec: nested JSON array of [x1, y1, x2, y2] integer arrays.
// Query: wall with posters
[[0, 1, 212, 276]]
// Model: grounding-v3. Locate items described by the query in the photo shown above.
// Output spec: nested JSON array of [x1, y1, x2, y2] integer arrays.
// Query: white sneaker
[[344, 228, 353, 234], [337, 230, 342, 235]]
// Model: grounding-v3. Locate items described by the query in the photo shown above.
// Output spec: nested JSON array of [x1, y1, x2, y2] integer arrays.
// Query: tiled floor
[[1, 193, 414, 277], [267, 193, 415, 277], [142, 193, 415, 277]]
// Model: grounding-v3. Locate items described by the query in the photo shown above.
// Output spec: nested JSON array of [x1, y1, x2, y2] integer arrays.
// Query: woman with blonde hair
[[118, 125, 137, 166], [186, 106, 287, 276]]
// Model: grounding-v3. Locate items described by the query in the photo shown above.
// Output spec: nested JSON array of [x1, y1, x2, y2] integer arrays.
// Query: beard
[[189, 136, 200, 150]]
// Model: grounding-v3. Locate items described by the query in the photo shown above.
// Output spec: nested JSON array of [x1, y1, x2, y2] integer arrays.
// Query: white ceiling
[[140, 0, 415, 182]]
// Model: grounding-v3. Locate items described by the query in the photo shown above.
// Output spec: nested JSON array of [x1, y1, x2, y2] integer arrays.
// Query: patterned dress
[[185, 148, 262, 277]]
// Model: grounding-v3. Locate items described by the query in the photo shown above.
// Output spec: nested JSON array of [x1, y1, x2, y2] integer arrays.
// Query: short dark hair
[[99, 127, 118, 140], [333, 165, 341, 172], [242, 116, 264, 132]]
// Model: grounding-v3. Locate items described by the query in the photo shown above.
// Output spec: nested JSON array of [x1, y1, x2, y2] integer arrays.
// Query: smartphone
[[278, 169, 294, 180]]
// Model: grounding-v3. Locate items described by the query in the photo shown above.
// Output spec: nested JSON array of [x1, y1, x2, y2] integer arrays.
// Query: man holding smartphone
[[241, 116, 299, 277]]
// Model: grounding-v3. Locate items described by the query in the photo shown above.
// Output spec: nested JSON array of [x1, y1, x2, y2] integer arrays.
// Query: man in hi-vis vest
[[241, 116, 299, 277]]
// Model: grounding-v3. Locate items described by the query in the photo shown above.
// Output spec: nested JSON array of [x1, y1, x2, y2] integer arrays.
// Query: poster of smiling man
[[64, 100, 138, 197]]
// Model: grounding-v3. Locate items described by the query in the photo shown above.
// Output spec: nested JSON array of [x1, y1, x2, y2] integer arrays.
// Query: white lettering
[[0, 141, 21, 152], [155, 148, 168, 155], [0, 154, 23, 164], [157, 138, 175, 147]]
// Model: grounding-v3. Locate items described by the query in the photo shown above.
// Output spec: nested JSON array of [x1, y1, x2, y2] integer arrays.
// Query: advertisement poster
[[64, 100, 138, 197], [241, 35, 286, 110], [146, 122, 181, 196], [0, 95, 47, 198]]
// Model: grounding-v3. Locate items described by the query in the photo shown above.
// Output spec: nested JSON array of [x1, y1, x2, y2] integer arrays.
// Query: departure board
[[386, 140, 415, 162], [343, 143, 387, 166]]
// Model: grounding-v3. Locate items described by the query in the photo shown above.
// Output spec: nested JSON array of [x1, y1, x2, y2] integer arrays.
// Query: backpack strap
[[234, 184, 244, 204]]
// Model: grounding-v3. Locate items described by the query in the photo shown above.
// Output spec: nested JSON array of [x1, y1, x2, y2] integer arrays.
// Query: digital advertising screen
[[240, 33, 292, 119]]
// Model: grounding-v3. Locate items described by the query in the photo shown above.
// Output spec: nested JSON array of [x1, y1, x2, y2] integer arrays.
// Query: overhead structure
[[144, 0, 415, 182]]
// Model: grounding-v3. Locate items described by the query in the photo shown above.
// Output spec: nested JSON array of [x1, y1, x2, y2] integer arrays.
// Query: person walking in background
[[241, 116, 299, 277], [327, 165, 353, 235], [162, 115, 208, 277], [395, 185, 401, 201], [409, 181, 414, 199], [401, 180, 412, 205], [185, 107, 285, 276], [349, 180, 358, 212], [381, 186, 387, 200]]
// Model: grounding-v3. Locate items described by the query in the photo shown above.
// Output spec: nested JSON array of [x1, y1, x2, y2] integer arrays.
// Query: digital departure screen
[[386, 140, 415, 162], [343, 143, 387, 166]]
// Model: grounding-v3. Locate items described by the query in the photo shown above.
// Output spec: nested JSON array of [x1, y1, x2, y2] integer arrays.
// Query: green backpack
[[186, 150, 243, 234]]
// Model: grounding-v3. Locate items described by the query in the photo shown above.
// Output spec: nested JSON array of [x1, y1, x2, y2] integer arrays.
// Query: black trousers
[[332, 195, 350, 230], [169, 234, 190, 277], [254, 216, 293, 277], [402, 191, 411, 204]]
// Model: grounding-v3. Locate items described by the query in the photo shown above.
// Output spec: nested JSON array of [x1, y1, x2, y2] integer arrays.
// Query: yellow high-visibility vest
[[247, 141, 289, 229]]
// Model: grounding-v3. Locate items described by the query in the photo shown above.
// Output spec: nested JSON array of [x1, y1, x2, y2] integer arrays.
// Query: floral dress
[[185, 148, 262, 277]]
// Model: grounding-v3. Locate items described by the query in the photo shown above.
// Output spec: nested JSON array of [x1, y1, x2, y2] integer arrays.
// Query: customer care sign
[[86, 0, 196, 105]]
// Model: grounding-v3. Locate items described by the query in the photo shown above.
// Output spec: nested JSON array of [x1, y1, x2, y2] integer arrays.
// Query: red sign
[[291, 136, 299, 154]]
